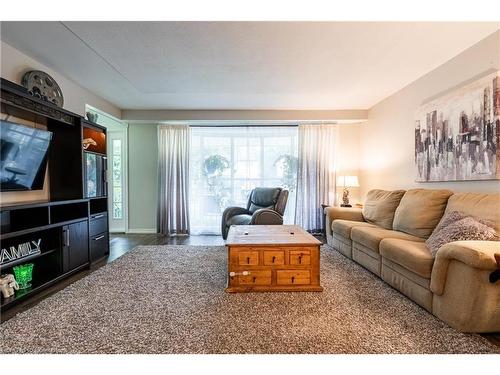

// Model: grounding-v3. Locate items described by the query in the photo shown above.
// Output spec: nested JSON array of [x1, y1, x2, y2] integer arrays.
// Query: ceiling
[[1, 22, 499, 110]]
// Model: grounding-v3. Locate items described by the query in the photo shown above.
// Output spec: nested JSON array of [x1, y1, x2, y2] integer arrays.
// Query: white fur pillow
[[426, 215, 496, 256]]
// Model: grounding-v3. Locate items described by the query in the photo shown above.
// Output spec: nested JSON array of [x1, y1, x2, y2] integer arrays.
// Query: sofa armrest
[[221, 206, 251, 238], [251, 209, 283, 225], [324, 207, 364, 238], [324, 206, 364, 222], [431, 240, 500, 296], [430, 240, 500, 332], [222, 206, 250, 220]]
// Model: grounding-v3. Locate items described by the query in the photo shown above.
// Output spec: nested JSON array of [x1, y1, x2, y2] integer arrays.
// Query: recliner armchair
[[221, 187, 289, 239]]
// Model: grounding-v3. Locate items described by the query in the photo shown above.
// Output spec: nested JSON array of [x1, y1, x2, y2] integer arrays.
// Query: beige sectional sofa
[[325, 188, 500, 333]]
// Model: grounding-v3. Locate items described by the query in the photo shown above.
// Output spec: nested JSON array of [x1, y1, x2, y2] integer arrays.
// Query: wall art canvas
[[415, 71, 500, 182]]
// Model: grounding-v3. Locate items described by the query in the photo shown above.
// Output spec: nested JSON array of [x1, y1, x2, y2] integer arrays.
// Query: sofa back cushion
[[362, 189, 406, 229], [247, 187, 282, 214], [393, 188, 453, 238], [444, 192, 500, 237]]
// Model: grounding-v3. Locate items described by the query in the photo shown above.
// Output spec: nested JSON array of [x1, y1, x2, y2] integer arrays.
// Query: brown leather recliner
[[221, 187, 289, 239]]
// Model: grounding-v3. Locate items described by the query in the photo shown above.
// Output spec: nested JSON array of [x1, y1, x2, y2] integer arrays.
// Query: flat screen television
[[0, 120, 53, 191]]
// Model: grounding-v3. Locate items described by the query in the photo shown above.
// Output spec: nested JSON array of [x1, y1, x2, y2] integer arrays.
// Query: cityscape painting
[[415, 71, 500, 182]]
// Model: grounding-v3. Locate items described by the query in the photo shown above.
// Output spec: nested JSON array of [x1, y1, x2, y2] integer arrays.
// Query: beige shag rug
[[0, 245, 498, 354]]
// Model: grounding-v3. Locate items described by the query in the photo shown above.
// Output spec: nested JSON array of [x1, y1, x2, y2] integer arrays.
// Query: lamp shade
[[337, 175, 359, 187]]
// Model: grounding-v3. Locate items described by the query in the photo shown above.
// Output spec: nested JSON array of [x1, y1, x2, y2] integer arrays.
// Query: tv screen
[[0, 120, 52, 191]]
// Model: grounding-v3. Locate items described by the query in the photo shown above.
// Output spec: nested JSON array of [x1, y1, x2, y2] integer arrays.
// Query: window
[[189, 126, 298, 234]]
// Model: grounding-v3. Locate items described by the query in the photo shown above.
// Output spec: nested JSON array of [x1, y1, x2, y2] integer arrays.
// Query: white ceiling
[[1, 22, 499, 110]]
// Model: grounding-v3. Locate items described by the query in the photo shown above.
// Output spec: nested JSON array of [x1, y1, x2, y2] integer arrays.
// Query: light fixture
[[336, 175, 359, 207]]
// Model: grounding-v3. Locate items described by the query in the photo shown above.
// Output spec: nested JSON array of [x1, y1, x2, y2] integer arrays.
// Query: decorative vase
[[13, 263, 34, 290], [86, 112, 98, 123]]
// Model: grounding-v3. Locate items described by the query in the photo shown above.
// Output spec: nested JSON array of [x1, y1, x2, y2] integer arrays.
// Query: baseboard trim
[[126, 228, 157, 234]]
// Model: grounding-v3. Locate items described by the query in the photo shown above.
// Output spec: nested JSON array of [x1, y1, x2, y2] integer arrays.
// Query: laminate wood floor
[[2, 233, 499, 349]]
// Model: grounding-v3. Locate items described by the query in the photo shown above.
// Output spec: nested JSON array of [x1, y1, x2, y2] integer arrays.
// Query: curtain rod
[[188, 124, 299, 128]]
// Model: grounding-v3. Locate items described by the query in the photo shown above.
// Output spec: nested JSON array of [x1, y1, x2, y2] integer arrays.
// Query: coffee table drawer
[[263, 250, 285, 265], [237, 251, 260, 266], [276, 270, 311, 285], [289, 250, 311, 265], [239, 270, 272, 285]]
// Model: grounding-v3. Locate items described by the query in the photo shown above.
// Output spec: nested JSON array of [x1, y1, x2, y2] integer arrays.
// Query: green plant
[[202, 154, 230, 211], [202, 155, 229, 177], [274, 154, 298, 192]]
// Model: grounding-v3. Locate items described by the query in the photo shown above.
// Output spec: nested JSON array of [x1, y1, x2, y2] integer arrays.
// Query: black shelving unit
[[0, 77, 110, 315]]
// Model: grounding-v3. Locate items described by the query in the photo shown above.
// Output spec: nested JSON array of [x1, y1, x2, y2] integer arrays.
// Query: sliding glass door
[[189, 126, 298, 234]]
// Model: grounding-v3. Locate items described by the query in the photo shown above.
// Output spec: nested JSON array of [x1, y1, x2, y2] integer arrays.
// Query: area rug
[[0, 245, 498, 354]]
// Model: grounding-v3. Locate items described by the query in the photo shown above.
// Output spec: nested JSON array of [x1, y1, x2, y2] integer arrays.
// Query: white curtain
[[189, 126, 298, 234], [295, 124, 337, 232], [157, 125, 191, 235]]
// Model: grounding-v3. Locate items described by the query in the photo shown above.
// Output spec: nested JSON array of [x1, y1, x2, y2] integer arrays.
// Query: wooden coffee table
[[225, 225, 323, 292]]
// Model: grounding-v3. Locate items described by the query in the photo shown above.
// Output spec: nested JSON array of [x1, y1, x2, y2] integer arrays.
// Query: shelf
[[0, 217, 88, 240], [0, 262, 89, 311], [50, 201, 89, 224], [82, 126, 106, 154], [0, 96, 76, 126], [0, 78, 79, 121], [48, 198, 90, 206], [0, 198, 89, 211], [0, 200, 50, 211], [0, 248, 58, 269], [89, 196, 108, 200], [83, 150, 107, 158]]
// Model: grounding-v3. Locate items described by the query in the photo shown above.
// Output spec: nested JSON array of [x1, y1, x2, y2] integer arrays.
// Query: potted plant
[[274, 154, 298, 192], [202, 155, 230, 211], [203, 155, 229, 177]]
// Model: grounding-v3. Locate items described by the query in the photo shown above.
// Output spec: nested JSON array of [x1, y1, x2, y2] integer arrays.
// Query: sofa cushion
[[380, 239, 434, 278], [332, 219, 377, 238], [362, 189, 406, 229], [226, 214, 252, 226], [444, 192, 500, 237], [351, 226, 425, 253], [393, 188, 453, 238]]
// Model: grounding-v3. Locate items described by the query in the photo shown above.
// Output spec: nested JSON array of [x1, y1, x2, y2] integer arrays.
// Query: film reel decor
[[21, 70, 64, 108]]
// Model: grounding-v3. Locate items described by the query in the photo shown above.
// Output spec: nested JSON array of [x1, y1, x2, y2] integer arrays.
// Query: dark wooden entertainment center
[[0, 77, 110, 315]]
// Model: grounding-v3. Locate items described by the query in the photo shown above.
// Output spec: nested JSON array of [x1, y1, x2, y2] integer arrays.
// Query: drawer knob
[[298, 255, 302, 264], [253, 276, 256, 283], [291, 276, 295, 283], [272, 256, 276, 263], [247, 257, 250, 264]]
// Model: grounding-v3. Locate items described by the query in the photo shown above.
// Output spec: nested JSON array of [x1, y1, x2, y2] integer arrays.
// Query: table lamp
[[337, 175, 359, 207]]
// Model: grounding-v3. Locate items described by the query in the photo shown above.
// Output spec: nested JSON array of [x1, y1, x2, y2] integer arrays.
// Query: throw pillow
[[432, 210, 467, 233], [432, 210, 495, 235], [426, 216, 496, 256]]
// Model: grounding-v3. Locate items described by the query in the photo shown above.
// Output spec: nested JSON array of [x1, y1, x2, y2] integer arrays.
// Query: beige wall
[[1, 41, 121, 119], [336, 124, 362, 205], [359, 30, 500, 198]]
